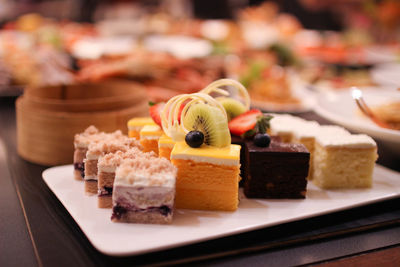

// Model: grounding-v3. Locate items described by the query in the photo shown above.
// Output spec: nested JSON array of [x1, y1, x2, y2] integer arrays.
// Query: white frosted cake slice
[[84, 135, 142, 195], [111, 157, 177, 224], [313, 133, 378, 189], [97, 148, 156, 208], [270, 114, 307, 143]]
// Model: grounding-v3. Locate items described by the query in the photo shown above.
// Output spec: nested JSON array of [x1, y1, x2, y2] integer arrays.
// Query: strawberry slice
[[228, 109, 263, 136], [149, 102, 165, 127], [149, 102, 186, 128]]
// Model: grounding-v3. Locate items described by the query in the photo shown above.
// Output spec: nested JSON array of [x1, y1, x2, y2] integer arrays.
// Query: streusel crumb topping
[[116, 157, 177, 186]]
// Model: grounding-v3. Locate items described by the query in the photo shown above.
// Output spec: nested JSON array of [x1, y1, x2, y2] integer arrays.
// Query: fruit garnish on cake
[[161, 88, 241, 211], [228, 108, 273, 142], [149, 79, 251, 129], [200, 78, 251, 122]]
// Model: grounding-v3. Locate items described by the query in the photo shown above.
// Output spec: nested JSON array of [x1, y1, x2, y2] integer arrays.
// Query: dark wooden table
[[1, 96, 400, 267]]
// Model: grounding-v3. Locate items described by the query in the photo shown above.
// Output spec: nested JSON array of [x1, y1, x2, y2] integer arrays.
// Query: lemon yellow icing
[[171, 142, 240, 166], [158, 134, 175, 148], [140, 125, 163, 139], [127, 117, 155, 130]]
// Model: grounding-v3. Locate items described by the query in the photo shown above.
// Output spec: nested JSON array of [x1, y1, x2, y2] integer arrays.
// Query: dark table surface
[[1, 96, 400, 267]]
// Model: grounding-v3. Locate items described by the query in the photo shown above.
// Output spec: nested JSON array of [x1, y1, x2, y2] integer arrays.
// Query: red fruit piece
[[149, 102, 165, 127], [228, 109, 262, 136]]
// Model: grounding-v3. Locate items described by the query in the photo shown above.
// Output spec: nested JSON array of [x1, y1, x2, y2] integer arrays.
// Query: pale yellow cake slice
[[171, 142, 241, 211], [313, 133, 378, 189], [292, 124, 349, 180]]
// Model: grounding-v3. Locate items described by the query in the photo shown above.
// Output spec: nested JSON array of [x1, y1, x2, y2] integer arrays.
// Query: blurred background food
[[0, 0, 399, 110]]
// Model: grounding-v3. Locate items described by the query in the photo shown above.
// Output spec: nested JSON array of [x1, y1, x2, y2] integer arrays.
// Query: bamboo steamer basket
[[16, 80, 149, 166]]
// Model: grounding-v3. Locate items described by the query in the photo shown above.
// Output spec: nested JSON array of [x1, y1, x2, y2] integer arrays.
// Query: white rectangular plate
[[43, 164, 400, 256]]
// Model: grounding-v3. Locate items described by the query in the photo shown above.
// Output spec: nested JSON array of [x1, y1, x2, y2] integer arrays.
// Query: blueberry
[[254, 133, 271, 147], [185, 131, 204, 148]]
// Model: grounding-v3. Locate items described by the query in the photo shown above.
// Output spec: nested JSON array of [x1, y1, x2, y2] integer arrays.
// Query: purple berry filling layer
[[73, 162, 85, 178], [111, 204, 172, 220], [98, 187, 113, 196]]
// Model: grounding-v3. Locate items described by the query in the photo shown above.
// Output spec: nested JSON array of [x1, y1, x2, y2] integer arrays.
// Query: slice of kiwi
[[216, 97, 247, 121], [183, 103, 231, 147]]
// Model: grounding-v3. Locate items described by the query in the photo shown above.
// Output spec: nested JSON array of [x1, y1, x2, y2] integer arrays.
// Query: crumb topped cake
[[111, 157, 177, 224], [97, 148, 156, 208], [73, 126, 107, 180], [84, 136, 142, 195]]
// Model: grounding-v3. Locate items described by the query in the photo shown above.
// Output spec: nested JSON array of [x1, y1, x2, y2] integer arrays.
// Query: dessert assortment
[[69, 78, 379, 226]]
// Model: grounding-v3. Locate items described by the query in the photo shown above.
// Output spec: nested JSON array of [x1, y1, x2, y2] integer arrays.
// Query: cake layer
[[85, 180, 97, 195], [171, 142, 241, 166], [113, 185, 175, 208], [172, 159, 240, 191], [159, 146, 173, 160], [140, 139, 159, 154], [98, 195, 113, 209], [84, 159, 98, 180], [74, 147, 87, 163], [73, 169, 84, 181], [111, 207, 173, 224], [175, 188, 238, 211], [313, 143, 377, 188], [98, 171, 115, 188]]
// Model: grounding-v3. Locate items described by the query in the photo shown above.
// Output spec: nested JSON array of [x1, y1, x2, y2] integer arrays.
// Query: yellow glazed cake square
[[158, 134, 175, 160], [127, 117, 156, 139], [140, 124, 163, 155], [171, 142, 241, 211]]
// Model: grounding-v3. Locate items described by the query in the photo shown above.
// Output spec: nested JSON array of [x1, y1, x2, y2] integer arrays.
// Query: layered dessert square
[[84, 136, 141, 195], [313, 133, 378, 189], [139, 124, 163, 155], [97, 148, 156, 208], [111, 157, 177, 224], [127, 117, 156, 139], [73, 126, 106, 180], [158, 134, 175, 160], [244, 137, 310, 199], [171, 142, 241, 211]]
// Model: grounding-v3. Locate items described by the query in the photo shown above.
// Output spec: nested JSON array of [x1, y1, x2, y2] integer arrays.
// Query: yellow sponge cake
[[171, 142, 240, 211], [127, 117, 155, 139], [139, 124, 163, 155], [158, 134, 175, 160]]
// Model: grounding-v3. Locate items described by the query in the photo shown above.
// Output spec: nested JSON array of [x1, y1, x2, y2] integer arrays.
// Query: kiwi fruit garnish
[[183, 103, 231, 147], [216, 97, 247, 121]]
